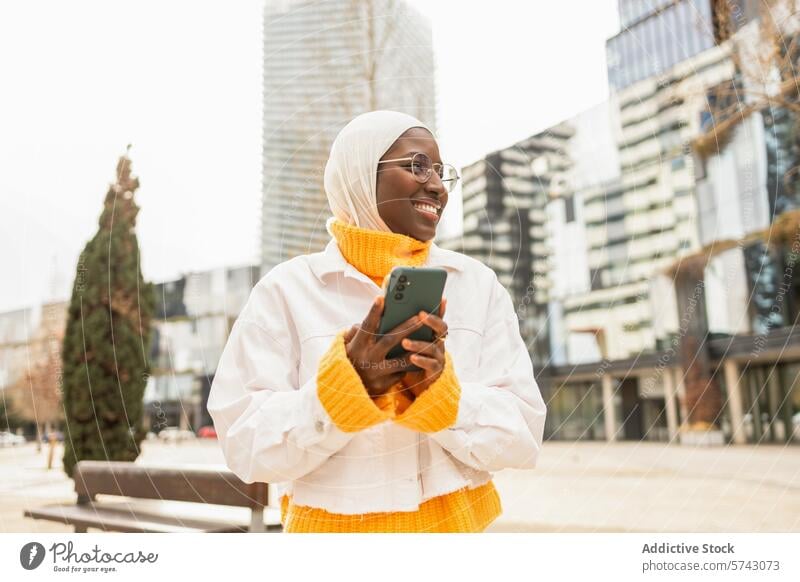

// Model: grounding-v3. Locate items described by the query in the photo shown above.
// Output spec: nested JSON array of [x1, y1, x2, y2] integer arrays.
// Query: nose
[[425, 171, 446, 196]]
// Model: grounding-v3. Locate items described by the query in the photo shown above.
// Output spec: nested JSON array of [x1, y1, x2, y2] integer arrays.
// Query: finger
[[418, 311, 448, 337], [401, 338, 439, 357], [356, 296, 385, 342], [343, 325, 358, 343], [357, 355, 413, 378], [375, 313, 425, 354], [408, 353, 441, 372], [439, 297, 447, 317], [375, 356, 414, 376]]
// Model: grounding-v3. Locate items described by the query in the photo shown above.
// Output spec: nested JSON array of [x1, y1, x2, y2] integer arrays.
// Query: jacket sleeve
[[428, 276, 547, 473], [207, 278, 387, 484]]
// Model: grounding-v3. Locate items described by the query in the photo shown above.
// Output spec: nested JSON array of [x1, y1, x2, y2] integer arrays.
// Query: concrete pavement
[[2, 439, 798, 533]]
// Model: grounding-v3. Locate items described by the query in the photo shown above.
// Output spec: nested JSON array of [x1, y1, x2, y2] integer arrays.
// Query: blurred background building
[[261, 0, 437, 272], [145, 264, 260, 432], [446, 124, 573, 370], [442, 0, 800, 446], [0, 301, 66, 440], [607, 0, 759, 91], [0, 266, 260, 439]]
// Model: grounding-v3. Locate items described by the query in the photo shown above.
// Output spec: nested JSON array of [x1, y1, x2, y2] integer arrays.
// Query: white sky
[[0, 0, 619, 313]]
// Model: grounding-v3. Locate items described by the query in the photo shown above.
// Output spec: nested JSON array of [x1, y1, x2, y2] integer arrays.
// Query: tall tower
[[441, 124, 574, 369], [607, 0, 758, 91], [261, 0, 436, 272]]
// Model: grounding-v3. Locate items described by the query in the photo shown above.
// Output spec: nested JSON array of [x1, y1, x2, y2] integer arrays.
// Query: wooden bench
[[24, 461, 282, 533]]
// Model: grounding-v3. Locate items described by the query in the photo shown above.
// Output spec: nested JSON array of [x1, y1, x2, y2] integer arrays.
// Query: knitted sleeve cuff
[[316, 331, 390, 433], [393, 351, 460, 433]]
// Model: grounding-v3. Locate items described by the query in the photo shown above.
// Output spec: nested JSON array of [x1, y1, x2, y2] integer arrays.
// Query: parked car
[[157, 427, 196, 443], [197, 426, 217, 439], [0, 431, 26, 447]]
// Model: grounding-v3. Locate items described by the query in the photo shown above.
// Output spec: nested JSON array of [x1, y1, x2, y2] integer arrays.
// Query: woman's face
[[376, 127, 448, 242]]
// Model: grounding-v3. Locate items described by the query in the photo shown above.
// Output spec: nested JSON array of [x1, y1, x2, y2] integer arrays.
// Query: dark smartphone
[[377, 266, 447, 368]]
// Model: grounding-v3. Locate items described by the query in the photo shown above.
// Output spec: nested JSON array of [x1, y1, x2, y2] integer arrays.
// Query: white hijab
[[324, 110, 433, 235]]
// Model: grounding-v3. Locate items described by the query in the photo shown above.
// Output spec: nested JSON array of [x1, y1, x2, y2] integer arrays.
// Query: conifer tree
[[61, 150, 154, 477]]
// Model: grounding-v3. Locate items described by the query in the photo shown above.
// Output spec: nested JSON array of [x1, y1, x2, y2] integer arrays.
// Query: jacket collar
[[309, 237, 465, 286]]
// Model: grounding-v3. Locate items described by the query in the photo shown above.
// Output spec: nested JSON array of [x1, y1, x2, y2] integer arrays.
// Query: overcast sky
[[0, 0, 619, 313]]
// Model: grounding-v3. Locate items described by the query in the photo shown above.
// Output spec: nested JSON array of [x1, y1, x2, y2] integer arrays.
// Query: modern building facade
[[546, 10, 800, 445], [0, 301, 67, 437], [261, 0, 437, 273], [607, 0, 758, 91], [452, 1, 800, 445], [581, 43, 735, 359], [440, 124, 573, 370], [147, 264, 260, 432], [0, 266, 261, 435]]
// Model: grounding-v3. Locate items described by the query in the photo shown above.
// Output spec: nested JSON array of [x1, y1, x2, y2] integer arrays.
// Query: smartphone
[[377, 266, 447, 367]]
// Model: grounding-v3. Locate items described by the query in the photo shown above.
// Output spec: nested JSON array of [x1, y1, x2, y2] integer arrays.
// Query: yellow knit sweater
[[279, 219, 501, 533]]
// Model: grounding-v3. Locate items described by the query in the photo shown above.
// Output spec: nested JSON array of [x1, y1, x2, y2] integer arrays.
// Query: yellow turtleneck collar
[[328, 218, 432, 287]]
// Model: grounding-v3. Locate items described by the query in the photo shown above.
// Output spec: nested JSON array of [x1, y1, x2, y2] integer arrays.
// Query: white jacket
[[207, 238, 547, 514]]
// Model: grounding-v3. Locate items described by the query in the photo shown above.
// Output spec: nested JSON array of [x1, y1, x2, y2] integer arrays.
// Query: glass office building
[[607, 0, 759, 91], [618, 0, 675, 28], [261, 0, 436, 271], [607, 0, 716, 90]]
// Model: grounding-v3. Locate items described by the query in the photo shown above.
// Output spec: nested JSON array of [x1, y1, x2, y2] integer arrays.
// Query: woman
[[208, 110, 546, 533]]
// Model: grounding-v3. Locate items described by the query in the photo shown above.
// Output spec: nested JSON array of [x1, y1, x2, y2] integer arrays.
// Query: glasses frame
[[377, 152, 460, 193]]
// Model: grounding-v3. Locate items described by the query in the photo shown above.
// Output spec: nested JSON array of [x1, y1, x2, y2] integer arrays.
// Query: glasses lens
[[411, 153, 432, 182], [440, 164, 459, 192]]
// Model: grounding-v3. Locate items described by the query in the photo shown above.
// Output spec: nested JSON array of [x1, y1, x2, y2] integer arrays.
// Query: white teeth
[[413, 202, 438, 214]]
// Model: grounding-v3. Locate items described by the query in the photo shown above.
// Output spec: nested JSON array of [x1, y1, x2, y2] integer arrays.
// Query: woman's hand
[[344, 296, 429, 399], [399, 298, 448, 400]]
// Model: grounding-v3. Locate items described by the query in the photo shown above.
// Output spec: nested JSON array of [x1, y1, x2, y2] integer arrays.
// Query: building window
[[564, 195, 576, 223], [589, 267, 605, 291]]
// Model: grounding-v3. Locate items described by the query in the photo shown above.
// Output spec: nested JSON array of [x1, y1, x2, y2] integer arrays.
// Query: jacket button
[[315, 420, 325, 433]]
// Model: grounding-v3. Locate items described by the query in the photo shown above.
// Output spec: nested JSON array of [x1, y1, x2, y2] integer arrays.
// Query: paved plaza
[[2, 440, 798, 533]]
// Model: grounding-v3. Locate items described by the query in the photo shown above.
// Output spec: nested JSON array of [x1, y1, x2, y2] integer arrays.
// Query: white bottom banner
[[1, 533, 798, 581]]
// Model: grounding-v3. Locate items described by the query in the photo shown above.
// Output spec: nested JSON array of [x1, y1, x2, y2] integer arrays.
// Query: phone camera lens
[[396, 284, 405, 291], [394, 293, 403, 300], [398, 275, 407, 283]]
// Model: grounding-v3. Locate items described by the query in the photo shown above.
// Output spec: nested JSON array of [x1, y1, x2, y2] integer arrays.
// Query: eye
[[411, 154, 432, 176]]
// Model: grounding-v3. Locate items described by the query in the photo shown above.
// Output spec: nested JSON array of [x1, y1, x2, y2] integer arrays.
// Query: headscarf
[[323, 110, 433, 235]]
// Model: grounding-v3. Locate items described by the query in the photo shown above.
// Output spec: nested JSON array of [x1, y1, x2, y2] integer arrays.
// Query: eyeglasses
[[377, 152, 460, 193]]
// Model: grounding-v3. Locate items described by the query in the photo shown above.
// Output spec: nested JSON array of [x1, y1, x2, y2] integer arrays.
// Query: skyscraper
[[441, 124, 574, 370], [261, 0, 436, 272], [607, 0, 758, 90]]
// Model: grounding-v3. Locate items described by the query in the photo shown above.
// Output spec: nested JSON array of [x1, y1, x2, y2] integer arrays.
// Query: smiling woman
[[208, 110, 547, 533], [374, 130, 459, 241]]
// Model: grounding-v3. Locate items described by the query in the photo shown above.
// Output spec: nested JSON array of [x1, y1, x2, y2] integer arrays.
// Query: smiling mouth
[[411, 200, 441, 222]]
